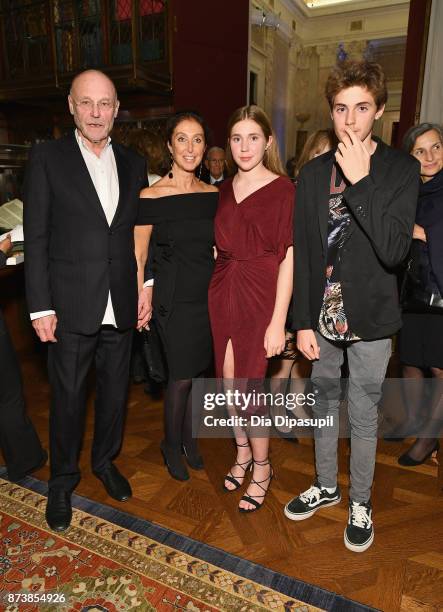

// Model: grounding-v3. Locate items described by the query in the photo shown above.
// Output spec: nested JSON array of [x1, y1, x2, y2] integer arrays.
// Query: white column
[[420, 0, 443, 124]]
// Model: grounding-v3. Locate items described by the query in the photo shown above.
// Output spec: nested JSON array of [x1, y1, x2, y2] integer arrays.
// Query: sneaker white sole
[[284, 496, 341, 521], [344, 529, 374, 552]]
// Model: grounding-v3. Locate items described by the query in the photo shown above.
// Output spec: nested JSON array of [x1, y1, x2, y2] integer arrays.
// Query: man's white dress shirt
[[210, 174, 224, 185]]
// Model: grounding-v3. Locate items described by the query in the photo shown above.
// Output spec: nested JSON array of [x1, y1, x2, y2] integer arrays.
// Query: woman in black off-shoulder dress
[[135, 111, 218, 482]]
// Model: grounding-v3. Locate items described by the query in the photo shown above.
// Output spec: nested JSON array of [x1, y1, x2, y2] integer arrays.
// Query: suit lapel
[[317, 153, 335, 253], [111, 143, 131, 228], [60, 132, 108, 224]]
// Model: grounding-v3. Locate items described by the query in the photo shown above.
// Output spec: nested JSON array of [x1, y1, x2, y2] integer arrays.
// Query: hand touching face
[[335, 127, 371, 185], [331, 85, 384, 184], [331, 85, 384, 150]]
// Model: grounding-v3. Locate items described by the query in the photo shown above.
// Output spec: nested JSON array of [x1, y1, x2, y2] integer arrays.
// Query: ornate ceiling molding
[[280, 0, 409, 19]]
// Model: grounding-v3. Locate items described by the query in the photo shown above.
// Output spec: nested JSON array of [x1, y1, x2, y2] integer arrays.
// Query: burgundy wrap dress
[[208, 176, 295, 380]]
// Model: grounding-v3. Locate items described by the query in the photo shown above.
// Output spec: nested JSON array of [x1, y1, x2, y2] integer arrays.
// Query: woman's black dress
[[137, 193, 218, 380], [399, 169, 443, 368]]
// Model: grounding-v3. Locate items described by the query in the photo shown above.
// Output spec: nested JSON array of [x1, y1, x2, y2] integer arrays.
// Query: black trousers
[[0, 310, 45, 480], [47, 325, 133, 491]]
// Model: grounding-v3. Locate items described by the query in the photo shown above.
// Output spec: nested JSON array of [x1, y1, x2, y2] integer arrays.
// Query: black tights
[[403, 365, 443, 460], [163, 377, 201, 451]]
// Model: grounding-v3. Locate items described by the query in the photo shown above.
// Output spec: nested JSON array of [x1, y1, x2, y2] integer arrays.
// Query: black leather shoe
[[95, 464, 132, 501], [45, 488, 72, 532], [8, 449, 48, 483], [398, 440, 440, 466]]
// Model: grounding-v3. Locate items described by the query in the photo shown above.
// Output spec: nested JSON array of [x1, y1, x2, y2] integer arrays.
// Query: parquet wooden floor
[[5, 350, 443, 612]]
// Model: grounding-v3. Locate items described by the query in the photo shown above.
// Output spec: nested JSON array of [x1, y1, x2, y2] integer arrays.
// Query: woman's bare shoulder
[[200, 182, 219, 193], [140, 178, 171, 199]]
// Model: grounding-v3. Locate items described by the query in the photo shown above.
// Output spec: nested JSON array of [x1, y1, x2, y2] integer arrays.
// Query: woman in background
[[269, 129, 336, 435], [135, 111, 218, 481], [129, 129, 169, 388], [397, 123, 443, 465], [127, 128, 169, 186], [209, 105, 294, 512], [294, 129, 337, 176]]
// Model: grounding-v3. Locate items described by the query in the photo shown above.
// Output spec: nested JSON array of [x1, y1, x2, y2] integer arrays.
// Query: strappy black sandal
[[223, 442, 253, 491], [239, 458, 274, 513]]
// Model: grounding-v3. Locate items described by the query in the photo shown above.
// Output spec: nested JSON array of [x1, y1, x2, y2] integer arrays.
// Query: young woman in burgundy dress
[[208, 106, 294, 511]]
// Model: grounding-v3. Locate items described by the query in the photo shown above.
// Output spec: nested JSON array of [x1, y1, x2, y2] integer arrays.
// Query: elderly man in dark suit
[[201, 146, 226, 186], [24, 70, 151, 531], [0, 235, 47, 481]]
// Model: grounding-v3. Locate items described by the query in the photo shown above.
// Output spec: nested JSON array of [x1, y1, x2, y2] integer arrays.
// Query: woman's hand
[[264, 321, 286, 358], [413, 224, 426, 242], [137, 286, 153, 330]]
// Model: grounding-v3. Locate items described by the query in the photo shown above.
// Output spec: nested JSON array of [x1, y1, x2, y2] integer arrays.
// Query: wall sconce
[[295, 112, 311, 128], [251, 7, 280, 29]]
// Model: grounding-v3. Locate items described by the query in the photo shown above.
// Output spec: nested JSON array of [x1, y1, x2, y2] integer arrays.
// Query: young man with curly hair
[[284, 61, 420, 552]]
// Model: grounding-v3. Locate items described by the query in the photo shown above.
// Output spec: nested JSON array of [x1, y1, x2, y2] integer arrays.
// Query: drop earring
[[197, 162, 202, 181], [168, 155, 174, 179]]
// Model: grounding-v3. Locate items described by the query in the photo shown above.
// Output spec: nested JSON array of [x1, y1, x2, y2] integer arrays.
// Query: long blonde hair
[[295, 129, 337, 176], [226, 105, 286, 176]]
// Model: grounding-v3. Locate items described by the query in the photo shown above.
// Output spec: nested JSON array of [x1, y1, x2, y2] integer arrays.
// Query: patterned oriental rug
[[0, 476, 376, 611]]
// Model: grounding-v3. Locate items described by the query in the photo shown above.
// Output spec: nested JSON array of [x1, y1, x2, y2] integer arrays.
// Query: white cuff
[[30, 310, 56, 320], [143, 279, 154, 288]]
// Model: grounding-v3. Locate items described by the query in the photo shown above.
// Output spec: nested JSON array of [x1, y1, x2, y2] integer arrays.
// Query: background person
[[397, 122, 443, 466], [127, 128, 169, 186], [127, 128, 169, 391], [269, 129, 337, 436], [0, 235, 47, 482], [202, 146, 226, 185], [285, 156, 297, 181], [294, 130, 337, 176]]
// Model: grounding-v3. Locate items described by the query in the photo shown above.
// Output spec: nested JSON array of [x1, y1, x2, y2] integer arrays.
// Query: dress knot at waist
[[218, 252, 276, 262]]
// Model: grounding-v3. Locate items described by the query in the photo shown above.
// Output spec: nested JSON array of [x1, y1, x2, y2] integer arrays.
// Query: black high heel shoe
[[398, 439, 440, 466], [239, 458, 274, 513], [182, 444, 204, 470], [223, 441, 253, 491], [160, 441, 190, 481]]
